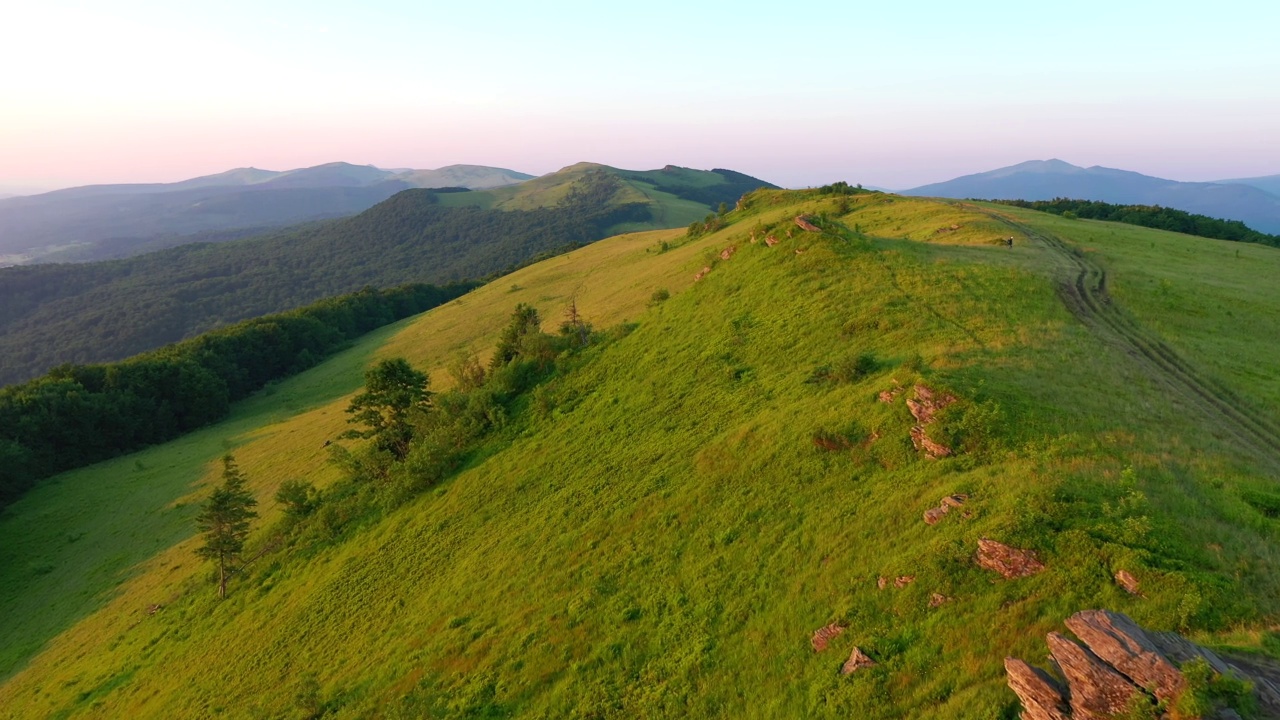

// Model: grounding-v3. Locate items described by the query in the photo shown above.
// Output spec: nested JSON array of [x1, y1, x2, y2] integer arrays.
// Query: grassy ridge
[[3, 193, 1279, 718]]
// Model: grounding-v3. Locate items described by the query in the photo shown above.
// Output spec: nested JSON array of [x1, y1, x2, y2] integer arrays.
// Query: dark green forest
[[0, 186, 648, 386], [990, 198, 1280, 247], [0, 283, 471, 513]]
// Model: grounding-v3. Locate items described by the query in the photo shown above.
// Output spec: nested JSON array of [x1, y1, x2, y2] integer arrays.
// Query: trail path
[[984, 209, 1280, 469]]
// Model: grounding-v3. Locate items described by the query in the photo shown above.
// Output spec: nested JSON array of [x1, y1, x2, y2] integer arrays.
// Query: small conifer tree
[[195, 455, 259, 598]]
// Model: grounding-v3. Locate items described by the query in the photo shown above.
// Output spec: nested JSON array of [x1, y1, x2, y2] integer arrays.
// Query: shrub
[[1240, 489, 1280, 518], [275, 479, 319, 518]]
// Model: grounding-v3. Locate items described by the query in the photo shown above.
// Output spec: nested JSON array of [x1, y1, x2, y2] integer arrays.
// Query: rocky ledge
[[1006, 609, 1280, 719]]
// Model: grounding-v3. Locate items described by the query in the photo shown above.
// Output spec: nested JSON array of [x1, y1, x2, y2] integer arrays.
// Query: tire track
[[984, 210, 1280, 467]]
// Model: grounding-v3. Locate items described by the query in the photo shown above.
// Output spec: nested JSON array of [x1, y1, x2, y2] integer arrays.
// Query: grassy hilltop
[[2, 188, 1279, 718]]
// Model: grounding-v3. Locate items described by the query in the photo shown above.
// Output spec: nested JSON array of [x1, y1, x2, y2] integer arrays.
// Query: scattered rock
[[765, 235, 779, 247], [1004, 657, 1071, 720], [146, 603, 163, 615], [910, 425, 953, 459], [907, 385, 956, 459], [694, 266, 712, 282], [1064, 610, 1184, 703], [1047, 631, 1144, 718], [719, 246, 737, 261], [811, 623, 845, 652], [929, 593, 951, 608], [795, 215, 822, 233], [975, 538, 1044, 579], [1114, 569, 1141, 595], [894, 575, 915, 588], [878, 388, 902, 403], [841, 646, 877, 675], [786, 228, 794, 238], [906, 385, 956, 425], [923, 494, 969, 525], [876, 576, 888, 590], [795, 248, 806, 255]]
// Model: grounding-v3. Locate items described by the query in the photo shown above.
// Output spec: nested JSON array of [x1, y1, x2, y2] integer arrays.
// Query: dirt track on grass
[[984, 210, 1280, 467]]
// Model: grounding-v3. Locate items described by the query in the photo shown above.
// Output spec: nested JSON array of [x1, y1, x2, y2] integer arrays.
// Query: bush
[[275, 479, 319, 518], [805, 353, 878, 385], [1240, 489, 1280, 518]]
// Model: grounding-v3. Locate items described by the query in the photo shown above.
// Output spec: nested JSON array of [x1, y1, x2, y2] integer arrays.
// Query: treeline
[[991, 198, 1280, 247], [0, 282, 473, 512], [0, 188, 648, 386]]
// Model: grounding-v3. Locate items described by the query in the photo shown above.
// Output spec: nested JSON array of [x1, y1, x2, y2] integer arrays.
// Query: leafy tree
[[195, 455, 259, 598], [343, 358, 432, 461]]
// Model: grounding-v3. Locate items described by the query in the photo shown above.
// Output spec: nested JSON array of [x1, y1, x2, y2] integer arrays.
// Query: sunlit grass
[[3, 191, 1279, 718]]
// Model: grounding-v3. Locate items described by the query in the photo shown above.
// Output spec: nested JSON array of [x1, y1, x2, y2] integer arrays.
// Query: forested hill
[[0, 183, 636, 386], [0, 165, 773, 386]]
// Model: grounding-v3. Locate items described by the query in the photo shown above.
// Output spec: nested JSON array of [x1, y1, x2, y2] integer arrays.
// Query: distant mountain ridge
[[1214, 173, 1280, 198], [905, 159, 1280, 233], [0, 163, 535, 264], [0, 162, 775, 385]]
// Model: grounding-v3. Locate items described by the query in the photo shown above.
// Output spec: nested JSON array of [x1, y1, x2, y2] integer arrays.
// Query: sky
[[2, 0, 1278, 191]]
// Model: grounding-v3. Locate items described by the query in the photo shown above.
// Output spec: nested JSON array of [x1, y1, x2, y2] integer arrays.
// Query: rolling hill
[[1, 187, 1278, 717], [0, 163, 534, 264], [0, 163, 775, 386], [906, 159, 1280, 233]]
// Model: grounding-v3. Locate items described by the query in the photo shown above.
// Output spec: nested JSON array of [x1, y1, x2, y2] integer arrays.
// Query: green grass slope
[[3, 191, 1280, 718], [435, 162, 776, 234]]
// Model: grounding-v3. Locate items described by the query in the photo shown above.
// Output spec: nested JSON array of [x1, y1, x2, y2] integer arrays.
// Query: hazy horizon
[[3, 0, 1277, 192]]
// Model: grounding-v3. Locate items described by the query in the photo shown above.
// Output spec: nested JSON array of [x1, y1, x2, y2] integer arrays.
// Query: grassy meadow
[[2, 191, 1279, 718]]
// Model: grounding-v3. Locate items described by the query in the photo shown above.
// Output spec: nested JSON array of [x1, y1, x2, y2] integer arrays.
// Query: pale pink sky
[[3, 1, 1277, 191]]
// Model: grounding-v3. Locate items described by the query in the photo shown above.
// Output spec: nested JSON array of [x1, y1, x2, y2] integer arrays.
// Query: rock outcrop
[[1065, 610, 1184, 703], [795, 215, 822, 233], [976, 538, 1044, 579], [1005, 658, 1071, 720], [923, 493, 968, 525], [1114, 569, 1141, 595], [1006, 610, 1270, 720], [811, 623, 844, 652], [841, 646, 876, 675], [1047, 631, 1145, 718], [906, 385, 956, 459]]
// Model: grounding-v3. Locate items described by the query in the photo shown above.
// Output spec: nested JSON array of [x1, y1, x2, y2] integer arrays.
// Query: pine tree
[[195, 455, 259, 598], [343, 358, 431, 460]]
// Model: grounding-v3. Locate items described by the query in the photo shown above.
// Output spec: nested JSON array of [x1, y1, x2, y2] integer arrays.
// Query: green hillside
[[433, 162, 775, 233], [2, 189, 1279, 718], [0, 163, 773, 387]]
